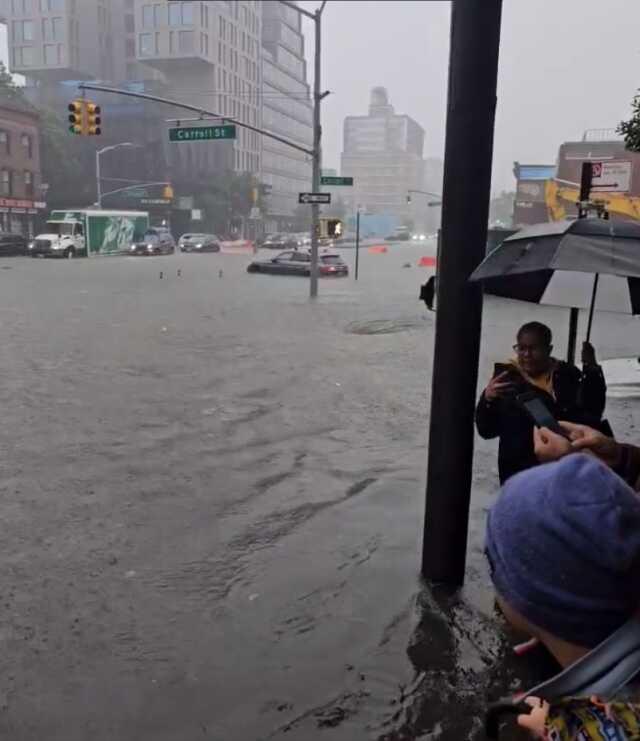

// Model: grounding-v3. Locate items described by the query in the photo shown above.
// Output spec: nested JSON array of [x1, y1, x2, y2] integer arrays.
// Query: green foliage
[[191, 172, 262, 235], [618, 90, 640, 152]]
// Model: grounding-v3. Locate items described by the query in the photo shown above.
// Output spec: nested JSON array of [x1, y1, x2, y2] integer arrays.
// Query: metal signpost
[[168, 125, 236, 142], [299, 192, 331, 205]]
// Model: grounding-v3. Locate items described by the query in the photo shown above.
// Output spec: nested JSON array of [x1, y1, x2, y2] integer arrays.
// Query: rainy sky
[[2, 1, 640, 194]]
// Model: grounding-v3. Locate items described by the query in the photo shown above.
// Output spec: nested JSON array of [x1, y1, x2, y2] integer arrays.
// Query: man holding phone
[[476, 321, 607, 484]]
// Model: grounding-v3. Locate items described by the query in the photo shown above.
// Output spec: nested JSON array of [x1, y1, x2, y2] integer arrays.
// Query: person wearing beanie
[[486, 454, 640, 739]]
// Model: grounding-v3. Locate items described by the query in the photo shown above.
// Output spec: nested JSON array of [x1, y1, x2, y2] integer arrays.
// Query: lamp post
[[96, 142, 141, 208]]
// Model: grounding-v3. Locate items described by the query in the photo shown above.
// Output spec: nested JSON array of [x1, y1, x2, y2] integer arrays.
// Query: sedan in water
[[129, 228, 176, 256], [178, 233, 221, 253], [0, 232, 28, 256], [247, 250, 348, 277]]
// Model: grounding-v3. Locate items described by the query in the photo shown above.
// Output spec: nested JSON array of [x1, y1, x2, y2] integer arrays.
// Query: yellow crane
[[545, 179, 640, 221]]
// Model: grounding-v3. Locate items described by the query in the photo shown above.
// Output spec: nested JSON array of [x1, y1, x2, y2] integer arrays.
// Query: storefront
[[0, 198, 47, 237]]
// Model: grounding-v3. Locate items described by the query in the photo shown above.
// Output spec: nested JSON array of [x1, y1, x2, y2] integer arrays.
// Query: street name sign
[[320, 176, 354, 186], [298, 192, 331, 204], [169, 125, 236, 142]]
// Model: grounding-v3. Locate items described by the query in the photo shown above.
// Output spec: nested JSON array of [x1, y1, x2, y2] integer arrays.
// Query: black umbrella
[[469, 217, 640, 341]]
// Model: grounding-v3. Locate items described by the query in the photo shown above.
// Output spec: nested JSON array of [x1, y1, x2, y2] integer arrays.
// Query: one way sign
[[298, 192, 331, 204]]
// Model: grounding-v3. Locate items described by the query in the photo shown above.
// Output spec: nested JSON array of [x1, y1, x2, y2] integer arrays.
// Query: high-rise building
[[341, 87, 425, 224], [134, 0, 262, 177], [260, 0, 312, 230], [3, 0, 140, 83]]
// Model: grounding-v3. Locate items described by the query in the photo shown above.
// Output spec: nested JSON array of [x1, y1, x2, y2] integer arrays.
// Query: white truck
[[29, 209, 149, 258]]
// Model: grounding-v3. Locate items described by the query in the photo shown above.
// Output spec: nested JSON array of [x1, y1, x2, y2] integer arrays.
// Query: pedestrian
[[534, 421, 640, 491], [486, 454, 640, 739], [476, 321, 607, 483]]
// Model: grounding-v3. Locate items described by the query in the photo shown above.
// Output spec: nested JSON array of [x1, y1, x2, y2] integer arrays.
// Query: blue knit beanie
[[486, 454, 640, 648]]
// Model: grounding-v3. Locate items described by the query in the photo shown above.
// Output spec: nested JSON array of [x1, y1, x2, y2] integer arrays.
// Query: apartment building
[[134, 0, 262, 177], [0, 87, 45, 235], [260, 0, 312, 229]]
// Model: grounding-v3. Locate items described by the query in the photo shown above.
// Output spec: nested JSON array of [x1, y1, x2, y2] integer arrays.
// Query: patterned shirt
[[546, 698, 640, 740]]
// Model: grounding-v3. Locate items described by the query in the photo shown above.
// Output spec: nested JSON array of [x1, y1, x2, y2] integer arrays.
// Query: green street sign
[[320, 176, 354, 186], [169, 125, 236, 142]]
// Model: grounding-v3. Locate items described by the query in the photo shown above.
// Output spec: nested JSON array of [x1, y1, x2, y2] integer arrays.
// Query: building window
[[1, 171, 12, 197], [124, 14, 135, 33], [42, 17, 63, 41], [21, 133, 33, 158], [0, 131, 9, 155], [43, 43, 60, 65], [13, 46, 34, 67], [24, 171, 33, 197], [125, 38, 135, 58], [40, 0, 63, 12], [12, 20, 34, 42], [168, 1, 192, 26], [142, 5, 153, 28], [181, 2, 194, 24], [178, 30, 194, 53], [138, 33, 156, 56], [12, 0, 32, 15], [200, 32, 208, 57]]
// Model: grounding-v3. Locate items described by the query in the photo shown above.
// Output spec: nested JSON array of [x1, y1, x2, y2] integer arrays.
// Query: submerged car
[[247, 249, 348, 277], [129, 228, 176, 256], [0, 232, 28, 256], [178, 233, 221, 253]]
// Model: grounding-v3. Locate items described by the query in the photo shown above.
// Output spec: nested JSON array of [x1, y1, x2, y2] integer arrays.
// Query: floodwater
[[0, 242, 639, 740]]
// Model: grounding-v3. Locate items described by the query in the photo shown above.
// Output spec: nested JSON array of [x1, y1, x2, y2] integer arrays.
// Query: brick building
[[0, 89, 46, 236]]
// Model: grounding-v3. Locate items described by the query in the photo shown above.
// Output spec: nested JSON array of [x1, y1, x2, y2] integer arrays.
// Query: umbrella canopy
[[470, 218, 640, 314]]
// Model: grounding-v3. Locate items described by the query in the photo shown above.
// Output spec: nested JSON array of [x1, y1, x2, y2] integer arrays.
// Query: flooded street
[[1, 243, 639, 740]]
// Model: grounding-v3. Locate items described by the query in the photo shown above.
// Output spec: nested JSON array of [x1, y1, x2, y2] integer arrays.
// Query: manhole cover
[[345, 318, 424, 335]]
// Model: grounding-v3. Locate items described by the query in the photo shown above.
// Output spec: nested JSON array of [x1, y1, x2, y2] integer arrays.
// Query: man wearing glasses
[[476, 321, 607, 484]]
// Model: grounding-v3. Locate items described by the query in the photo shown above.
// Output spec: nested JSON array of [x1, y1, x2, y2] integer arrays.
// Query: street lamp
[[96, 142, 142, 208]]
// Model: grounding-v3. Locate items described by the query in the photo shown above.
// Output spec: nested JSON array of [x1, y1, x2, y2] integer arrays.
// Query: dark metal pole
[[354, 209, 360, 280], [567, 307, 580, 364], [422, 0, 503, 585]]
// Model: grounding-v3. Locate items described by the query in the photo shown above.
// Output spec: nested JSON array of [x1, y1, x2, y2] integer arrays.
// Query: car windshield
[[320, 255, 343, 265], [144, 232, 159, 242], [47, 222, 76, 236]]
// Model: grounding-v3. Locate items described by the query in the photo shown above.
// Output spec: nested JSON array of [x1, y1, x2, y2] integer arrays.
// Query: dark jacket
[[476, 361, 607, 484]]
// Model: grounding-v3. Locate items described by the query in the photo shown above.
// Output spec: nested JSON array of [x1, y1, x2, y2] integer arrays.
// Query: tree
[[618, 91, 640, 152]]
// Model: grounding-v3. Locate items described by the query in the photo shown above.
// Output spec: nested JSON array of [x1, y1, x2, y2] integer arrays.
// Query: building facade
[[0, 90, 45, 235], [260, 0, 312, 230], [340, 87, 425, 226], [134, 0, 262, 178]]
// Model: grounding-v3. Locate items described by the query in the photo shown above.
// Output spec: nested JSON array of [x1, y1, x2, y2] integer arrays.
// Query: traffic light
[[86, 102, 101, 136], [68, 99, 84, 135], [327, 219, 343, 238]]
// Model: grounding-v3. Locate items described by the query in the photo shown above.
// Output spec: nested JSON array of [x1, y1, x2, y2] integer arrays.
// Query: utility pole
[[354, 207, 361, 280], [422, 0, 503, 585]]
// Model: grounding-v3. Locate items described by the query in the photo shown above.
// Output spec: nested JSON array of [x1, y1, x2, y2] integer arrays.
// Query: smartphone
[[494, 363, 521, 384], [517, 392, 569, 439]]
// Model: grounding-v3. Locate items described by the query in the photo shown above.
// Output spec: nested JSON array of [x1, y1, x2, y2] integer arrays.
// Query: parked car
[[0, 232, 28, 256], [129, 227, 176, 256], [178, 233, 221, 253], [261, 233, 298, 250], [247, 249, 348, 277]]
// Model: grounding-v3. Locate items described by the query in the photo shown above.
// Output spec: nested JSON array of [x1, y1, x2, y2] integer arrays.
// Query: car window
[[275, 251, 294, 261], [320, 255, 344, 265], [291, 252, 310, 262]]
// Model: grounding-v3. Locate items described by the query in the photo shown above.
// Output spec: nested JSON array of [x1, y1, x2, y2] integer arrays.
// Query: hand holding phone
[[486, 366, 516, 401], [517, 392, 570, 439]]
